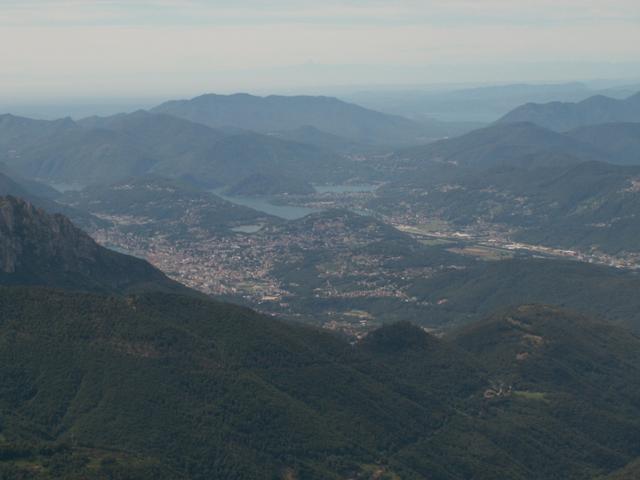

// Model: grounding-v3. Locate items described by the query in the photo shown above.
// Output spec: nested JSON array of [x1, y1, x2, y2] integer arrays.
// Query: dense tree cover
[[407, 258, 640, 331], [603, 458, 640, 479], [0, 287, 639, 479]]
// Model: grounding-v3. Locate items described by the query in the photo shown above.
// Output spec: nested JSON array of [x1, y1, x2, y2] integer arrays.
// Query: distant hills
[[376, 116, 640, 257], [268, 125, 367, 154], [498, 92, 640, 131], [9, 90, 637, 193], [151, 129, 352, 187], [0, 113, 75, 147], [0, 112, 156, 185], [509, 161, 640, 253], [567, 122, 640, 166], [0, 110, 354, 187], [394, 122, 606, 169], [407, 256, 640, 331], [375, 155, 640, 255], [0, 196, 185, 294], [151, 93, 438, 146]]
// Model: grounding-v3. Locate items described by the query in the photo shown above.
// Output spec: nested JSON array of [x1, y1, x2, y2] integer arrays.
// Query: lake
[[214, 190, 319, 220], [231, 224, 264, 234], [215, 184, 378, 220], [313, 184, 378, 194]]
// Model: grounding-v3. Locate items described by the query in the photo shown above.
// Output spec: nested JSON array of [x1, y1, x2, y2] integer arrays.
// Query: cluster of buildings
[[92, 211, 432, 312]]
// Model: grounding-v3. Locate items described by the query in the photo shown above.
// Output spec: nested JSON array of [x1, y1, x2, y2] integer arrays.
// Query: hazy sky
[[2, 0, 639, 100]]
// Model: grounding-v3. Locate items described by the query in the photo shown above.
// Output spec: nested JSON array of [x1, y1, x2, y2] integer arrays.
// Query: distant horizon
[[3, 71, 640, 102], [2, 0, 639, 99], [2, 76, 640, 121]]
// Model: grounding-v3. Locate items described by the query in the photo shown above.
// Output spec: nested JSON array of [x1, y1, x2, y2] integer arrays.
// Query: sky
[[1, 0, 640, 100]]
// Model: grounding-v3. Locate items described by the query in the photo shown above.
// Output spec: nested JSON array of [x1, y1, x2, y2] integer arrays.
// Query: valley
[[2, 84, 640, 480], [69, 176, 640, 339]]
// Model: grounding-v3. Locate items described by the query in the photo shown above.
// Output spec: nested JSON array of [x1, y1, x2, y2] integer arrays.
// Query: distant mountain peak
[[498, 92, 640, 131], [151, 92, 429, 146]]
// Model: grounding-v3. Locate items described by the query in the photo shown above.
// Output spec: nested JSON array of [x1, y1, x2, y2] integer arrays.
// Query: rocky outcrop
[[0, 196, 188, 294]]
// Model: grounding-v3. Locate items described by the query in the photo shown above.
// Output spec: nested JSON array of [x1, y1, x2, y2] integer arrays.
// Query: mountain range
[[6, 91, 636, 196], [151, 93, 439, 146], [393, 121, 609, 170], [498, 92, 640, 131], [0, 110, 355, 188]]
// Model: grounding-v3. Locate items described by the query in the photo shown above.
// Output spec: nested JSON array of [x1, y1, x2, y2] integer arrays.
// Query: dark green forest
[[0, 288, 639, 479]]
